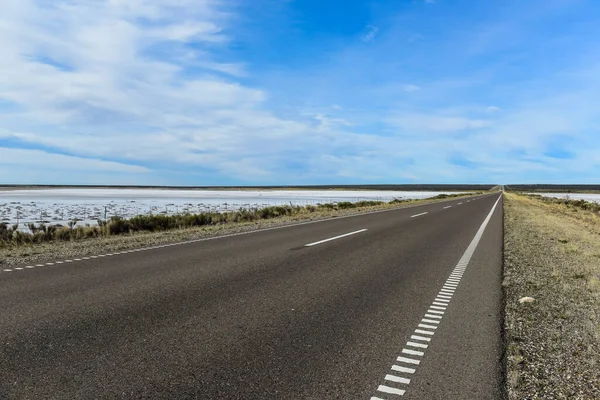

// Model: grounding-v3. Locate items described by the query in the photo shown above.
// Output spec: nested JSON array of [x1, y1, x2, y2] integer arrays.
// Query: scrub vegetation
[[503, 193, 600, 399]]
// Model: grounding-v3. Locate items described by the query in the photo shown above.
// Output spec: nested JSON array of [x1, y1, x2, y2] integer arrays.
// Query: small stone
[[519, 296, 536, 304]]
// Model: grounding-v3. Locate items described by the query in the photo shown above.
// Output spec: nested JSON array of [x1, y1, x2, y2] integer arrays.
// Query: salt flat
[[1, 188, 465, 226], [529, 192, 600, 203]]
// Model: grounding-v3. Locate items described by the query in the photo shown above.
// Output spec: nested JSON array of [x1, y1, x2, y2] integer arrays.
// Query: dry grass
[[504, 193, 600, 399]]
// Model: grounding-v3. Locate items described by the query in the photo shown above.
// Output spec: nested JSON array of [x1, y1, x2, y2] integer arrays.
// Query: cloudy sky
[[1, 0, 599, 185]]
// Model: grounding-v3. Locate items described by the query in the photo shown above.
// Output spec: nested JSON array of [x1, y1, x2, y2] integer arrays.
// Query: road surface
[[0, 193, 504, 399]]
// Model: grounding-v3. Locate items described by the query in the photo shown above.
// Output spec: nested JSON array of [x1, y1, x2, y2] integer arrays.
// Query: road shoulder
[[504, 193, 600, 399]]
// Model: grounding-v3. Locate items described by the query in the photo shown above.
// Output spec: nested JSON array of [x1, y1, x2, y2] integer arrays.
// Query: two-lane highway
[[0, 194, 504, 399]]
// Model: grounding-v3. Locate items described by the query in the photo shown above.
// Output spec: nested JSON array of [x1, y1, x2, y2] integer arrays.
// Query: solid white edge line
[[304, 229, 368, 247]]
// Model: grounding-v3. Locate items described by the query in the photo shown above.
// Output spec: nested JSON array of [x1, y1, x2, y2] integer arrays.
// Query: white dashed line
[[385, 374, 411, 384], [377, 385, 406, 396], [392, 364, 416, 373], [410, 212, 428, 218], [402, 348, 425, 356], [368, 194, 502, 398], [304, 229, 368, 247], [15, 267, 23, 270], [397, 356, 421, 365], [3, 269, 12, 272], [443, 206, 452, 209], [411, 335, 431, 342]]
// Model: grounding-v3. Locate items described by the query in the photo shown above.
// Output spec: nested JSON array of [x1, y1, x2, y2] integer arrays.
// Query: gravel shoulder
[[0, 195, 472, 269], [504, 193, 600, 399]]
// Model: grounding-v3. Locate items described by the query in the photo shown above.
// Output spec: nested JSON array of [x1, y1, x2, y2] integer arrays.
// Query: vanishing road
[[1, 193, 504, 399]]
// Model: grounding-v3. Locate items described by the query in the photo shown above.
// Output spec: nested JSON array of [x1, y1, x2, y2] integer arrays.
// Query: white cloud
[[361, 25, 380, 42], [403, 84, 420, 92], [485, 106, 501, 113], [0, 147, 149, 173], [0, 0, 315, 181], [389, 113, 491, 133]]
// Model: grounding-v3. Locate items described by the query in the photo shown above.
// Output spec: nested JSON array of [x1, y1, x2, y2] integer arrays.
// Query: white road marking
[[25, 266, 35, 269], [414, 329, 435, 335], [304, 229, 368, 247], [458, 202, 463, 205], [385, 374, 411, 384], [377, 385, 406, 396], [55, 261, 63, 264], [369, 195, 502, 400], [443, 206, 452, 209], [371, 397, 386, 400], [35, 264, 44, 267], [402, 348, 424, 356], [397, 356, 421, 365], [427, 309, 444, 315], [411, 335, 431, 342], [2, 269, 12, 272], [45, 263, 54, 266], [411, 212, 428, 218], [392, 364, 417, 373], [430, 305, 446, 310], [15, 267, 23, 270]]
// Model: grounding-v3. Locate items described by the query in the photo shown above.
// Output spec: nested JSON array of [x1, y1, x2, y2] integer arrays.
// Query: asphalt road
[[0, 193, 504, 399]]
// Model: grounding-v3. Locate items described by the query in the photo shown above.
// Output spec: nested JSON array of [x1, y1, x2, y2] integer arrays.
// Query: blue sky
[[1, 0, 599, 185]]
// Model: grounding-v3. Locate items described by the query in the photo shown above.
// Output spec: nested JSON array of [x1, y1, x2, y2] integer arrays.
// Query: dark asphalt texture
[[0, 194, 504, 399]]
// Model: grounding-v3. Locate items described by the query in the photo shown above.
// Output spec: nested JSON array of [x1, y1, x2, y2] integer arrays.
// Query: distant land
[[506, 184, 600, 192], [0, 184, 496, 191]]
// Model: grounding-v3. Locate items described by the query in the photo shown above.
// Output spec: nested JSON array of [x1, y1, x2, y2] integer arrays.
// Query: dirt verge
[[504, 193, 600, 399]]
